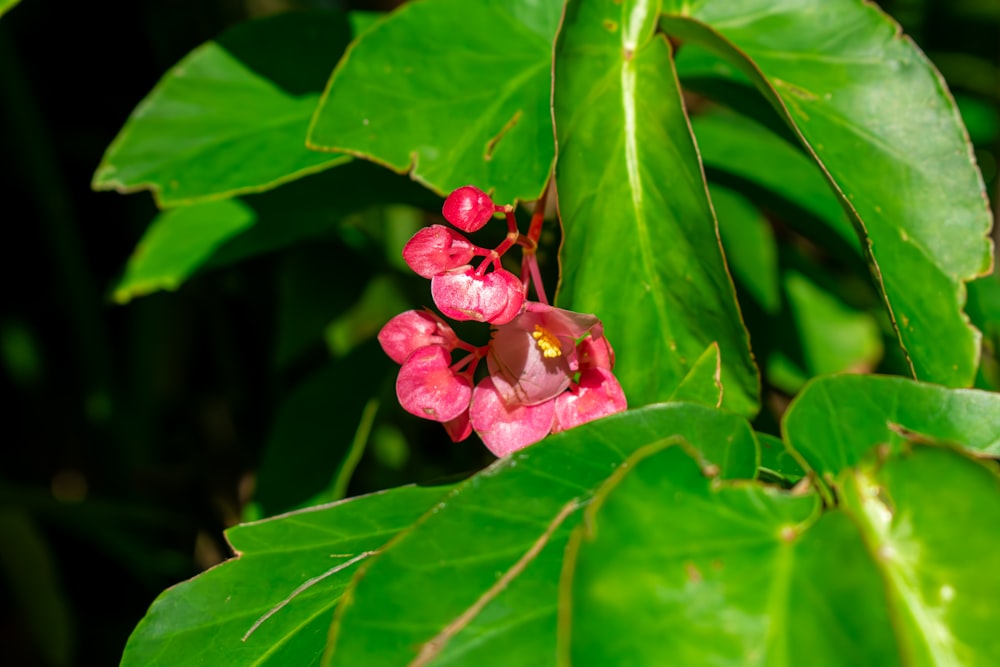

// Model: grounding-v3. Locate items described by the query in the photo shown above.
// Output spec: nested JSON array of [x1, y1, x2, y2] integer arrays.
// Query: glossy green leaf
[[254, 341, 390, 516], [114, 161, 436, 303], [667, 342, 722, 407], [839, 444, 1000, 666], [93, 11, 352, 206], [309, 0, 560, 203], [120, 483, 457, 667], [783, 374, 1000, 479], [553, 0, 758, 415], [756, 431, 806, 485], [113, 199, 255, 304], [325, 403, 758, 667], [562, 443, 901, 666], [661, 0, 994, 386]]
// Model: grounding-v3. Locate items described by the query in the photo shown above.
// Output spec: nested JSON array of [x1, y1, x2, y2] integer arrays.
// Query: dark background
[[1, 0, 996, 664]]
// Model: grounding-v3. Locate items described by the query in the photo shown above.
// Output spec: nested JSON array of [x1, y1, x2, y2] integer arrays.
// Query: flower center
[[532, 325, 562, 358]]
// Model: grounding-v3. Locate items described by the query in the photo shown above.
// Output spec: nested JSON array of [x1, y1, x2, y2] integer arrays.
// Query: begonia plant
[[79, 0, 1000, 664]]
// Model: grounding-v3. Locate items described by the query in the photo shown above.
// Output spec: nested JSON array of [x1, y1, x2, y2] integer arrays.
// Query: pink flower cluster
[[378, 186, 626, 457]]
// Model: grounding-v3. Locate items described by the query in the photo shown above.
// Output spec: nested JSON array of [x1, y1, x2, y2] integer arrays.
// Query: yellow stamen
[[532, 325, 562, 358]]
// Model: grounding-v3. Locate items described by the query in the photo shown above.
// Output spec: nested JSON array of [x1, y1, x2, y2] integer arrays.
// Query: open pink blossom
[[378, 310, 458, 364], [402, 225, 477, 279], [487, 303, 603, 405], [431, 265, 524, 324], [442, 185, 496, 232], [395, 345, 472, 422], [469, 377, 556, 457], [552, 368, 627, 433]]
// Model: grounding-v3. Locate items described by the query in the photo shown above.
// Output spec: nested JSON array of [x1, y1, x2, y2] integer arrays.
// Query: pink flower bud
[[378, 310, 458, 364], [431, 266, 524, 325], [395, 345, 472, 423], [442, 185, 496, 232], [551, 368, 627, 433], [469, 378, 555, 457], [402, 225, 477, 279]]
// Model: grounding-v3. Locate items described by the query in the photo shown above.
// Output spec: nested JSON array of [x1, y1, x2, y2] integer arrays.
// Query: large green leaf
[[325, 403, 758, 666], [553, 0, 758, 415], [562, 440, 1000, 665], [308, 0, 561, 203], [93, 11, 352, 206], [562, 443, 900, 666], [120, 484, 457, 666], [113, 161, 436, 303], [661, 0, 994, 387], [783, 374, 1000, 480], [839, 444, 1000, 666]]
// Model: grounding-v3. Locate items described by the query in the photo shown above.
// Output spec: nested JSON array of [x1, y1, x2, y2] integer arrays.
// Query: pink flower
[[431, 265, 524, 325], [395, 345, 472, 423], [377, 310, 458, 364], [377, 303, 626, 456], [442, 185, 497, 232], [402, 225, 477, 279]]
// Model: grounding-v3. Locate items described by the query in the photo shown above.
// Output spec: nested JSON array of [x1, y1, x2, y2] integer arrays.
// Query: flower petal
[[378, 310, 457, 364], [402, 225, 477, 279], [396, 345, 472, 422], [552, 368, 627, 433], [487, 325, 572, 406], [470, 377, 555, 457], [431, 266, 524, 324]]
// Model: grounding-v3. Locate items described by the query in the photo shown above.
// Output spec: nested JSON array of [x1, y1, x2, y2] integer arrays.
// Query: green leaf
[[114, 161, 436, 303], [0, 0, 20, 19], [839, 444, 1000, 666], [783, 374, 1000, 479], [692, 110, 858, 258], [661, 0, 994, 387], [561, 443, 902, 666], [667, 342, 722, 407], [120, 483, 456, 667], [254, 340, 390, 516], [308, 0, 560, 203], [756, 431, 806, 486], [325, 403, 758, 667], [93, 11, 353, 206], [113, 198, 255, 304], [553, 0, 758, 416], [782, 269, 883, 378]]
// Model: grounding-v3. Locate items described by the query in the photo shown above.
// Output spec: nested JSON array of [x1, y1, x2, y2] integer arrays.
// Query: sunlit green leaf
[[709, 184, 780, 313], [309, 0, 560, 203], [783, 374, 1000, 479], [839, 444, 1000, 666], [662, 0, 994, 387], [113, 199, 255, 304], [668, 342, 723, 407], [0, 0, 20, 19], [93, 11, 352, 206], [120, 484, 457, 666], [562, 443, 900, 666], [553, 0, 758, 415], [325, 404, 758, 667]]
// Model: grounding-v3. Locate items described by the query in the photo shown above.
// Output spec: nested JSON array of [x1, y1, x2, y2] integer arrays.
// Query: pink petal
[[396, 346, 472, 422], [378, 310, 458, 364], [577, 333, 615, 371], [552, 368, 627, 433], [487, 325, 572, 406], [431, 266, 525, 324], [519, 302, 602, 340], [470, 378, 555, 457], [443, 410, 473, 442], [442, 185, 496, 232], [402, 225, 477, 279]]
